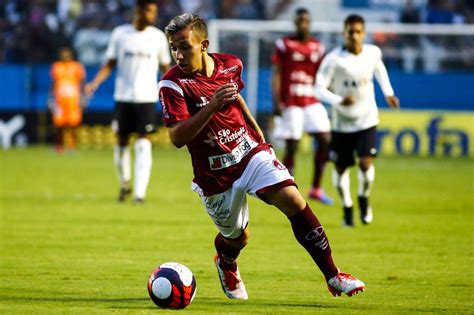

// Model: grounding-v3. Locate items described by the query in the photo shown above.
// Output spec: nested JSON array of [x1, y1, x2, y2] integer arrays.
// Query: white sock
[[332, 169, 353, 208], [358, 165, 375, 197], [134, 138, 152, 199], [114, 145, 131, 186]]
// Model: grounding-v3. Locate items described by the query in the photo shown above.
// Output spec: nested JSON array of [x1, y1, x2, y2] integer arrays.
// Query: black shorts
[[329, 126, 377, 168], [113, 102, 157, 136]]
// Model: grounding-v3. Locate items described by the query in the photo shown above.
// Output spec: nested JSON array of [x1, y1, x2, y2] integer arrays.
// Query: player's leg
[[309, 132, 333, 205], [244, 149, 364, 296], [261, 185, 365, 296], [305, 104, 333, 204], [355, 127, 377, 224], [330, 132, 356, 227], [276, 106, 304, 175], [191, 182, 249, 299], [52, 107, 65, 154], [113, 102, 132, 202], [68, 107, 82, 150], [283, 139, 298, 175], [133, 103, 156, 203], [65, 107, 81, 151]]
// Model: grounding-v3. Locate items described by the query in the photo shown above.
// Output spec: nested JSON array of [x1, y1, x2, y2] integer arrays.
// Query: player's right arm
[[161, 83, 238, 148], [85, 26, 120, 97], [84, 59, 116, 97], [315, 53, 357, 112]]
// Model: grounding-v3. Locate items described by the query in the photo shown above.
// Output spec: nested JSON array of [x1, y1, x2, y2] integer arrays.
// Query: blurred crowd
[[0, 0, 473, 67], [0, 0, 292, 64]]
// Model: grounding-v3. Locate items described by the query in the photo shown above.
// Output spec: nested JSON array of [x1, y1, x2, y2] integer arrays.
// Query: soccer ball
[[147, 262, 197, 309]]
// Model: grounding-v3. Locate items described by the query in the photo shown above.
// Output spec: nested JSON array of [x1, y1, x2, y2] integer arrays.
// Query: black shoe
[[133, 198, 145, 204], [358, 196, 373, 224], [118, 187, 132, 202], [343, 206, 354, 227]]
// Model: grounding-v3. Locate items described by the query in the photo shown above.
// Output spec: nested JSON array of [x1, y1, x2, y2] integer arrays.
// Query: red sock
[[312, 148, 327, 188], [283, 156, 295, 175], [289, 204, 338, 281], [215, 233, 240, 272]]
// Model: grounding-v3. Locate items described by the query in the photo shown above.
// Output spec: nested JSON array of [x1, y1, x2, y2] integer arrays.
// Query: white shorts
[[273, 103, 331, 140], [192, 148, 295, 239]]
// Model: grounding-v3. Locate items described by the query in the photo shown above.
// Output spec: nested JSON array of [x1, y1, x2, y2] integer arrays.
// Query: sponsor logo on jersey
[[219, 65, 238, 74], [124, 50, 152, 59], [208, 136, 258, 170], [291, 51, 306, 61], [179, 78, 197, 84]]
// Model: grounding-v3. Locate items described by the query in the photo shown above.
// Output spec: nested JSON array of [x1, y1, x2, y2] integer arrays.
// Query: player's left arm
[[236, 94, 266, 143], [374, 55, 400, 109]]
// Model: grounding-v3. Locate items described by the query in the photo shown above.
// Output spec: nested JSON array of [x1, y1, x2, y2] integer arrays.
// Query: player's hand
[[386, 95, 400, 109], [84, 82, 98, 98], [208, 83, 238, 112], [341, 96, 355, 106]]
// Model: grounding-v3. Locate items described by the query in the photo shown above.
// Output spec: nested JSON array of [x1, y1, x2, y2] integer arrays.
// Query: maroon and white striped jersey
[[272, 35, 325, 107], [158, 53, 268, 196]]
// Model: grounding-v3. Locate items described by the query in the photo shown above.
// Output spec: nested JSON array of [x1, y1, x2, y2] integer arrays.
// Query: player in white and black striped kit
[[315, 14, 400, 227], [85, 0, 171, 203]]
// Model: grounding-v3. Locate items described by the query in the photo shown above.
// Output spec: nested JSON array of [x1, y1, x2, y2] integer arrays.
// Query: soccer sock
[[332, 169, 353, 207], [289, 204, 338, 281], [283, 155, 295, 175], [357, 165, 375, 197], [114, 145, 131, 187], [312, 148, 327, 188], [215, 233, 241, 272], [134, 138, 152, 199]]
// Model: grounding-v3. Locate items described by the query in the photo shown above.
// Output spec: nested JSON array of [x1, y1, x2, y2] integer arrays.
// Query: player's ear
[[201, 39, 209, 52]]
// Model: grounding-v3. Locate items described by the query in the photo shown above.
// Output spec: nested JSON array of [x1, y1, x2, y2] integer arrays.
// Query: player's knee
[[238, 228, 250, 247], [226, 228, 250, 248], [358, 158, 372, 171]]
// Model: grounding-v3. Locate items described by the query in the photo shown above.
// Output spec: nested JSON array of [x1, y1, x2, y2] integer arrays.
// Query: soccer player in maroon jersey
[[271, 8, 333, 205], [158, 13, 365, 300]]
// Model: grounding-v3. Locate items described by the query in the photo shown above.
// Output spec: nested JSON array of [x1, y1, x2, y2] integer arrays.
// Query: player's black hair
[[295, 7, 309, 16], [165, 13, 208, 39], [135, 0, 157, 8], [344, 14, 365, 26]]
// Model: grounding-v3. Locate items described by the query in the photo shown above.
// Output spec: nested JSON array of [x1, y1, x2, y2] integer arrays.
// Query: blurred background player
[[159, 13, 365, 300], [315, 14, 400, 227], [271, 8, 333, 205], [84, 0, 171, 203], [49, 46, 86, 153]]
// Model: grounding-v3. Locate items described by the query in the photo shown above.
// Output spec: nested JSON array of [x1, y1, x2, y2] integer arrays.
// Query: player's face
[[169, 27, 207, 75], [136, 3, 158, 26], [60, 48, 73, 61], [344, 22, 365, 53], [295, 13, 310, 36]]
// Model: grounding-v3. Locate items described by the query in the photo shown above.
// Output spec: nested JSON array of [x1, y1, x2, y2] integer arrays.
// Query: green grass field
[[1, 146, 473, 314]]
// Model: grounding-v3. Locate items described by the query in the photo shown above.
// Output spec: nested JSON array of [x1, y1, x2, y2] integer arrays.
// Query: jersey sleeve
[[234, 58, 245, 92], [315, 53, 343, 105], [158, 79, 190, 126], [157, 31, 172, 66], [373, 47, 395, 97], [271, 38, 285, 65], [104, 27, 119, 61]]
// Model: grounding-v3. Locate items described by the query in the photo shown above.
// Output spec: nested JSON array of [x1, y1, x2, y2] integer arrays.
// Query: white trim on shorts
[[192, 148, 294, 238], [273, 103, 331, 140]]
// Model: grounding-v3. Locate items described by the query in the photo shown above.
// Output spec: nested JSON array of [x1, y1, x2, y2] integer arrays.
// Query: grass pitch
[[1, 146, 473, 314]]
